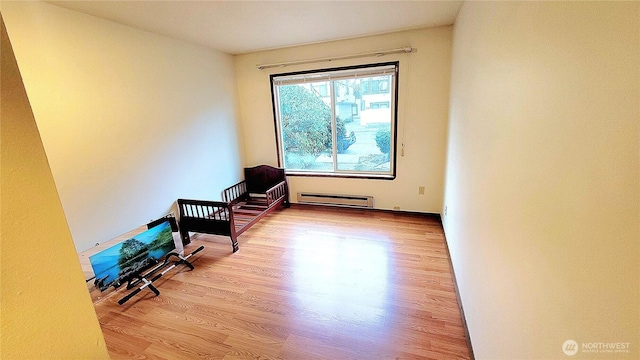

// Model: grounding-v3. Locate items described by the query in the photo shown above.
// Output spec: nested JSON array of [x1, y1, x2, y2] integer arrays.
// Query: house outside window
[[271, 62, 398, 179]]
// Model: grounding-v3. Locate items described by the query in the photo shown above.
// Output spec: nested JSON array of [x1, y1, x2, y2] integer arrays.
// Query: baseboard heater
[[297, 192, 374, 209]]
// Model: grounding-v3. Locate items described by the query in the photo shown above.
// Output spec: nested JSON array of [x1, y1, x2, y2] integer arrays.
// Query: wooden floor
[[90, 205, 472, 359]]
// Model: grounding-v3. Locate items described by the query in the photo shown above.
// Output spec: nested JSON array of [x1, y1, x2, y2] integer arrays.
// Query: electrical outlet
[[418, 186, 425, 195], [444, 206, 448, 216]]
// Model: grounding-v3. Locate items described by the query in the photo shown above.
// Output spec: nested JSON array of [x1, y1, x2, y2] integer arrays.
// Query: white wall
[[234, 27, 452, 213], [2, 1, 244, 252], [443, 2, 639, 359]]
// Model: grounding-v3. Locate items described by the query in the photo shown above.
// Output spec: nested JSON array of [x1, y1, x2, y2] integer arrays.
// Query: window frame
[[270, 62, 399, 180]]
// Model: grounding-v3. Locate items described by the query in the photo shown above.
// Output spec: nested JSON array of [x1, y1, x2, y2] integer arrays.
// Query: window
[[361, 78, 390, 94], [370, 101, 390, 109], [271, 63, 398, 178]]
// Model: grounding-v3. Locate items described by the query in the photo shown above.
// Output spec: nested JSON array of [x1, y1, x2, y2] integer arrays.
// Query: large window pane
[[278, 82, 333, 171], [334, 76, 392, 172]]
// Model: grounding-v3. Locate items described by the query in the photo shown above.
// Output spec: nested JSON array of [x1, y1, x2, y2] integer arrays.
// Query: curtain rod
[[256, 46, 414, 70]]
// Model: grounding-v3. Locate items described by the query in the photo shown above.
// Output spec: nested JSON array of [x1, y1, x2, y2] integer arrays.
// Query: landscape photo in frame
[[89, 220, 175, 291]]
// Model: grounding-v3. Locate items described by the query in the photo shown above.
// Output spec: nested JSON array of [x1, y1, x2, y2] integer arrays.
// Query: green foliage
[[118, 238, 146, 266], [375, 128, 391, 155], [279, 85, 332, 157], [279, 86, 353, 160], [149, 226, 173, 249]]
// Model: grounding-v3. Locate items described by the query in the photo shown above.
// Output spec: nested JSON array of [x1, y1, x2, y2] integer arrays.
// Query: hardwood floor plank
[[86, 205, 472, 359]]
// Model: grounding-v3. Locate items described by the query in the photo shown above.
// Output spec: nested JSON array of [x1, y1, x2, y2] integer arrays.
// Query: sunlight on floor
[[289, 229, 390, 328]]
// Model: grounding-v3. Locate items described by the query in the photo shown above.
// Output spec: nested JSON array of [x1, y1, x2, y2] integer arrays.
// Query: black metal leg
[[147, 284, 160, 297]]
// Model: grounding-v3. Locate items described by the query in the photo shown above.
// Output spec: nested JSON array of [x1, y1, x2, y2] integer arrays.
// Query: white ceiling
[[46, 1, 463, 54]]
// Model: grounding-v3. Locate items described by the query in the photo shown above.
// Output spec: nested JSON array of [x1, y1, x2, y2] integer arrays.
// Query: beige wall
[[443, 2, 639, 359], [1, 15, 109, 358], [2, 1, 244, 252], [234, 27, 452, 212]]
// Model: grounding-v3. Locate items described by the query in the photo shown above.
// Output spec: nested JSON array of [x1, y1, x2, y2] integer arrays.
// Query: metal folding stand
[[118, 245, 204, 305]]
